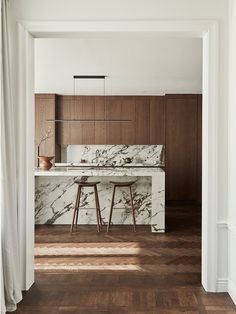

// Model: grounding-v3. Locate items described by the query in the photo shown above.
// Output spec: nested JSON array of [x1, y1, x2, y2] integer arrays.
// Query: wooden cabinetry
[[57, 96, 138, 145], [57, 95, 71, 144], [105, 97, 122, 144], [135, 97, 150, 144], [165, 94, 201, 205], [35, 94, 57, 165], [121, 97, 135, 144], [150, 96, 165, 144], [94, 97, 106, 144]]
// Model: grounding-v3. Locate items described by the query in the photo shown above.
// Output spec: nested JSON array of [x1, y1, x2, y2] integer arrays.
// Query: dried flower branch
[[35, 125, 53, 147]]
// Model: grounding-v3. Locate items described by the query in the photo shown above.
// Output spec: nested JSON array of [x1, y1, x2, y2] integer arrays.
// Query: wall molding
[[216, 221, 228, 229]]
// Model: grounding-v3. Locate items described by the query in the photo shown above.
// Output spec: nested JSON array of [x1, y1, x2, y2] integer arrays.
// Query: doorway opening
[[17, 20, 220, 296]]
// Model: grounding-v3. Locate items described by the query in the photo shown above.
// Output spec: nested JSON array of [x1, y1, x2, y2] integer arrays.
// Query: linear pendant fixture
[[47, 75, 131, 123]]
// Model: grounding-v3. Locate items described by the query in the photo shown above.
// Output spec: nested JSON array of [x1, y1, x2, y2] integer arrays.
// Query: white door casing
[[17, 20, 219, 292]]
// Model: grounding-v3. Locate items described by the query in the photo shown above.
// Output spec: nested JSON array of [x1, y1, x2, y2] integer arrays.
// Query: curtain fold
[[1, 0, 22, 312]]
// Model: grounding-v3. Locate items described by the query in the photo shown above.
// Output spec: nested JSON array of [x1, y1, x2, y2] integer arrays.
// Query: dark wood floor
[[14, 207, 236, 313]]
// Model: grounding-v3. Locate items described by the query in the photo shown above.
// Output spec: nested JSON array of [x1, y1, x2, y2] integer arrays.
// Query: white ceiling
[[34, 37, 202, 95]]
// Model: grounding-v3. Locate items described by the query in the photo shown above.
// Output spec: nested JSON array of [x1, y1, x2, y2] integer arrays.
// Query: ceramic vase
[[38, 156, 54, 170]]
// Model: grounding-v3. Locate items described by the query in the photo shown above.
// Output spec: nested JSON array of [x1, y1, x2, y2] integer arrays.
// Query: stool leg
[[70, 185, 81, 233], [107, 185, 116, 232], [129, 186, 136, 232], [75, 186, 81, 228], [94, 186, 101, 232], [95, 185, 102, 229]]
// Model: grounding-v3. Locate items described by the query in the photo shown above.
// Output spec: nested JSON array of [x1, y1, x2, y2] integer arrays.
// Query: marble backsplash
[[61, 145, 164, 166], [35, 176, 152, 225]]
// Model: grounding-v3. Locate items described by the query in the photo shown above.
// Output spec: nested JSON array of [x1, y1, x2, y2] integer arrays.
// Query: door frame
[[17, 20, 219, 291]]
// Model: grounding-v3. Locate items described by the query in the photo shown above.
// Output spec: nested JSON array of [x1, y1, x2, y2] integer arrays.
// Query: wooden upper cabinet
[[81, 96, 95, 144], [57, 95, 71, 145], [121, 97, 135, 144], [55, 95, 166, 145], [149, 96, 165, 144], [105, 97, 122, 144], [94, 96, 106, 144], [135, 97, 150, 144], [165, 94, 199, 202], [70, 96, 82, 144], [57, 96, 96, 144]]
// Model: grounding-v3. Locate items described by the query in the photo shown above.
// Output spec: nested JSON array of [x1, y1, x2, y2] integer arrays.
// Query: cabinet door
[[70, 96, 82, 144], [57, 95, 71, 145], [165, 95, 198, 202], [105, 97, 122, 144], [35, 94, 56, 165], [94, 96, 106, 144], [135, 97, 150, 144], [150, 96, 165, 144], [121, 97, 135, 144], [81, 96, 95, 144]]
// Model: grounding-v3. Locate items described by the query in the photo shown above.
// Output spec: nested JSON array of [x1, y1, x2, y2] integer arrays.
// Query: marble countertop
[[55, 162, 164, 168], [35, 166, 164, 177]]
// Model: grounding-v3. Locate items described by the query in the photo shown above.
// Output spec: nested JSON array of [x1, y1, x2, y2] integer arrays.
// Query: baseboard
[[216, 278, 228, 292], [228, 280, 236, 305]]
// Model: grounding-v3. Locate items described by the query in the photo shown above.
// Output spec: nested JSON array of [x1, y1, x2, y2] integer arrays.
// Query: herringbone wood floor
[[14, 207, 236, 313]]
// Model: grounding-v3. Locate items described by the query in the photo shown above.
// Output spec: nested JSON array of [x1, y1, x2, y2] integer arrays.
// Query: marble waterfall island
[[35, 145, 165, 233]]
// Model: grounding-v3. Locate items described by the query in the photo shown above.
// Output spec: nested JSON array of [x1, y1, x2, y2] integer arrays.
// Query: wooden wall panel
[[70, 96, 82, 144], [121, 97, 135, 144], [55, 95, 165, 145], [35, 94, 56, 166], [150, 96, 165, 144], [82, 96, 95, 144], [105, 97, 122, 144], [135, 97, 150, 144], [165, 95, 198, 202], [95, 97, 106, 144], [57, 95, 71, 145]]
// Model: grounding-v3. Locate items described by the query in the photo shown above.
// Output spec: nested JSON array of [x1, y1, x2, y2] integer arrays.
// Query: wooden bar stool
[[70, 180, 102, 233], [107, 180, 136, 232]]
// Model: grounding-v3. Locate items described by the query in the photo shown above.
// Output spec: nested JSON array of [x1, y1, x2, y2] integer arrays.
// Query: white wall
[[228, 0, 236, 304], [34, 37, 202, 95], [9, 0, 230, 293]]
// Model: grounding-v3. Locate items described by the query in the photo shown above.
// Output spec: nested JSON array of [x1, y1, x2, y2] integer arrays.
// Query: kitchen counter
[[35, 165, 165, 233]]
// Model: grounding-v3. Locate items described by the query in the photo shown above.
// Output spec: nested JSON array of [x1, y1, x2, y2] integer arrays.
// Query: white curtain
[[1, 0, 22, 312]]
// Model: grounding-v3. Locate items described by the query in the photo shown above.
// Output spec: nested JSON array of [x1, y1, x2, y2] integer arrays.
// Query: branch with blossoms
[[35, 126, 54, 166], [35, 125, 53, 148]]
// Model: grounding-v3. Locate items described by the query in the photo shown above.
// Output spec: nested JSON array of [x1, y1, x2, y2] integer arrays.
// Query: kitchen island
[[35, 165, 165, 233]]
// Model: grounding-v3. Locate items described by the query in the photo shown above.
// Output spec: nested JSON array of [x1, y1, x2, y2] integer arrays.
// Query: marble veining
[[62, 145, 164, 166]]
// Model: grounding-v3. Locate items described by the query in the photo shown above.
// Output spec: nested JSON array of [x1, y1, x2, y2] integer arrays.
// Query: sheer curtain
[[1, 0, 22, 312]]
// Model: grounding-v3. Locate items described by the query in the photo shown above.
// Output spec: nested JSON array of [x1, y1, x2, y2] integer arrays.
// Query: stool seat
[[109, 181, 136, 187], [75, 180, 101, 186]]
